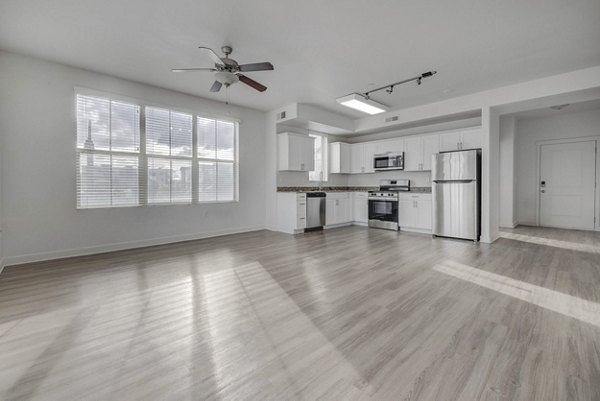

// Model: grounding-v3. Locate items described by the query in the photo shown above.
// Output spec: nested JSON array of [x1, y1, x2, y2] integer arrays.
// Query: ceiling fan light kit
[[172, 45, 273, 94], [337, 71, 437, 115]]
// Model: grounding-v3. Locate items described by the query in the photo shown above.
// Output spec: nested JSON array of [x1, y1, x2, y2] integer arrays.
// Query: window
[[76, 95, 140, 208], [145, 107, 193, 204], [309, 133, 328, 182], [76, 91, 238, 209], [197, 117, 237, 202]]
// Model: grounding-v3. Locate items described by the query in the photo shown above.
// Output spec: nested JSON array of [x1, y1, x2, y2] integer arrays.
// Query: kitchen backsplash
[[277, 169, 432, 188], [347, 170, 432, 187]]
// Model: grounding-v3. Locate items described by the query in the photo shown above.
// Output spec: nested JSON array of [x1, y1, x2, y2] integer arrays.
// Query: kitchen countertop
[[277, 186, 432, 193]]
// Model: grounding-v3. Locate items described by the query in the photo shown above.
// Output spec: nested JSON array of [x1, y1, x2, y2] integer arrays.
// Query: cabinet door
[[301, 136, 315, 171], [416, 199, 432, 230], [339, 143, 351, 173], [461, 130, 481, 150], [363, 142, 377, 173], [403, 136, 422, 171], [398, 199, 416, 228], [285, 135, 302, 171], [341, 198, 353, 223], [329, 143, 342, 174], [385, 138, 404, 153], [350, 144, 363, 174], [439, 132, 461, 152], [421, 135, 440, 171], [325, 199, 336, 225]]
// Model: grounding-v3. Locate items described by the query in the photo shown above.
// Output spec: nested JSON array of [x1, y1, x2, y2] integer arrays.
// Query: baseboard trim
[[3, 226, 265, 267]]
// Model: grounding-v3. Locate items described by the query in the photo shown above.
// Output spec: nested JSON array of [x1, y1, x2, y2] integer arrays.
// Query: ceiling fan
[[172, 46, 273, 93]]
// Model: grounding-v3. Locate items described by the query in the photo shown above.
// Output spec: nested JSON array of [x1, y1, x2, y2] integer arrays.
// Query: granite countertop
[[277, 186, 432, 193]]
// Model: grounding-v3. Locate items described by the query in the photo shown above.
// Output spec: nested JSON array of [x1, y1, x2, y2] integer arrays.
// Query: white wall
[[515, 108, 600, 225], [0, 51, 267, 265], [499, 116, 517, 227]]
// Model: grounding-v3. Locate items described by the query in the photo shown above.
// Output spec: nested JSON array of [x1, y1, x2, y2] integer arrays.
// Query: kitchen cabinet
[[277, 192, 307, 234], [278, 132, 315, 171], [329, 142, 351, 174], [439, 129, 481, 152], [350, 143, 376, 174], [375, 138, 404, 154], [398, 193, 432, 231], [461, 129, 482, 150], [404, 134, 440, 171], [325, 192, 352, 226], [352, 192, 368, 223]]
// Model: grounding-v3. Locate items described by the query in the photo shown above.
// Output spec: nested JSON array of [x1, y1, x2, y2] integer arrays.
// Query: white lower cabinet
[[325, 192, 353, 226], [398, 193, 432, 232], [277, 192, 307, 234], [352, 192, 368, 223]]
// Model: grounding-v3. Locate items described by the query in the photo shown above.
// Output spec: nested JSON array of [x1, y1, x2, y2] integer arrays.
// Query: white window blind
[[309, 133, 328, 182], [145, 107, 193, 204], [76, 94, 140, 208], [197, 117, 237, 202], [76, 91, 238, 209]]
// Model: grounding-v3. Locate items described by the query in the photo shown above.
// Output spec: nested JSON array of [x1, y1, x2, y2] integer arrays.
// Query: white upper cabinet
[[460, 129, 482, 150], [439, 129, 481, 152], [404, 134, 439, 171], [375, 138, 404, 154], [278, 132, 315, 171], [421, 135, 440, 171], [350, 143, 375, 174], [329, 142, 351, 174], [439, 131, 463, 152], [403, 136, 422, 171]]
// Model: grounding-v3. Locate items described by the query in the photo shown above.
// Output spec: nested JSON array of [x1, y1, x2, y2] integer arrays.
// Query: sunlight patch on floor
[[499, 231, 600, 254], [433, 260, 600, 328]]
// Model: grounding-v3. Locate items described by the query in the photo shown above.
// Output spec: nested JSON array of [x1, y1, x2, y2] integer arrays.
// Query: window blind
[[76, 94, 140, 208], [145, 107, 193, 204], [75, 92, 238, 209], [197, 117, 236, 202]]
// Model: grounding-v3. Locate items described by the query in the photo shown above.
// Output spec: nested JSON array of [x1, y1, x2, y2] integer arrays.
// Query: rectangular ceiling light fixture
[[336, 93, 388, 115]]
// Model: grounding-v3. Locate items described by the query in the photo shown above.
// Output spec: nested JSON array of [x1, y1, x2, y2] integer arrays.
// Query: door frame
[[535, 136, 600, 230]]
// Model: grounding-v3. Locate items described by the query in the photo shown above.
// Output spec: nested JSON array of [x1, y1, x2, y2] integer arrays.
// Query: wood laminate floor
[[1, 226, 599, 401]]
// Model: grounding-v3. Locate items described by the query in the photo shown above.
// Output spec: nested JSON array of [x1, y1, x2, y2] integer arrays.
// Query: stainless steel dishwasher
[[305, 192, 326, 231]]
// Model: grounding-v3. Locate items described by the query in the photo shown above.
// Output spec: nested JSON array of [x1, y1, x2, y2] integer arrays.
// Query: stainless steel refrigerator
[[432, 149, 481, 241]]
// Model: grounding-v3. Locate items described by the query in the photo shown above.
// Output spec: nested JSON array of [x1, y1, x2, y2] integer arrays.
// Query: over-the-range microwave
[[373, 152, 404, 171]]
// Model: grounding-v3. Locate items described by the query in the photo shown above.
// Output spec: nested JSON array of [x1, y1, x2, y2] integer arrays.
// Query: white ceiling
[[1, 0, 599, 118], [509, 98, 600, 119]]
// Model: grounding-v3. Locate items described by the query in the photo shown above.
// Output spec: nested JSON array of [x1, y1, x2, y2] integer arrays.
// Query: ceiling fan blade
[[172, 68, 217, 72], [198, 46, 223, 65], [237, 74, 267, 92], [238, 62, 274, 72], [210, 81, 223, 92]]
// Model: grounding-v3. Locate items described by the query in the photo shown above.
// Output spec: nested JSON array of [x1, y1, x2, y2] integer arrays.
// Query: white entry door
[[539, 141, 596, 230]]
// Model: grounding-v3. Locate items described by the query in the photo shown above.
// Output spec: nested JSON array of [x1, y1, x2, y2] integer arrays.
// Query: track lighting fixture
[[337, 71, 437, 115]]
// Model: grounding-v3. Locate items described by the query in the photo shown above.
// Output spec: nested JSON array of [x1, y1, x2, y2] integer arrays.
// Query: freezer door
[[432, 150, 478, 181], [432, 180, 478, 240]]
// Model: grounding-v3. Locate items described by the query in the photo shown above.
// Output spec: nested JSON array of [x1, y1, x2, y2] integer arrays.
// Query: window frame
[[196, 116, 239, 204], [74, 88, 240, 209]]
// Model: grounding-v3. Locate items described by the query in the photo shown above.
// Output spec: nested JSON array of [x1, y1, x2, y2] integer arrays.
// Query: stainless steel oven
[[368, 192, 399, 230], [368, 179, 410, 231], [374, 152, 404, 171]]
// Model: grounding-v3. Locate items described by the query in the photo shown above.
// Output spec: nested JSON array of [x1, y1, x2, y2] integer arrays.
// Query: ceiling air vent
[[385, 116, 399, 123], [277, 111, 287, 120]]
